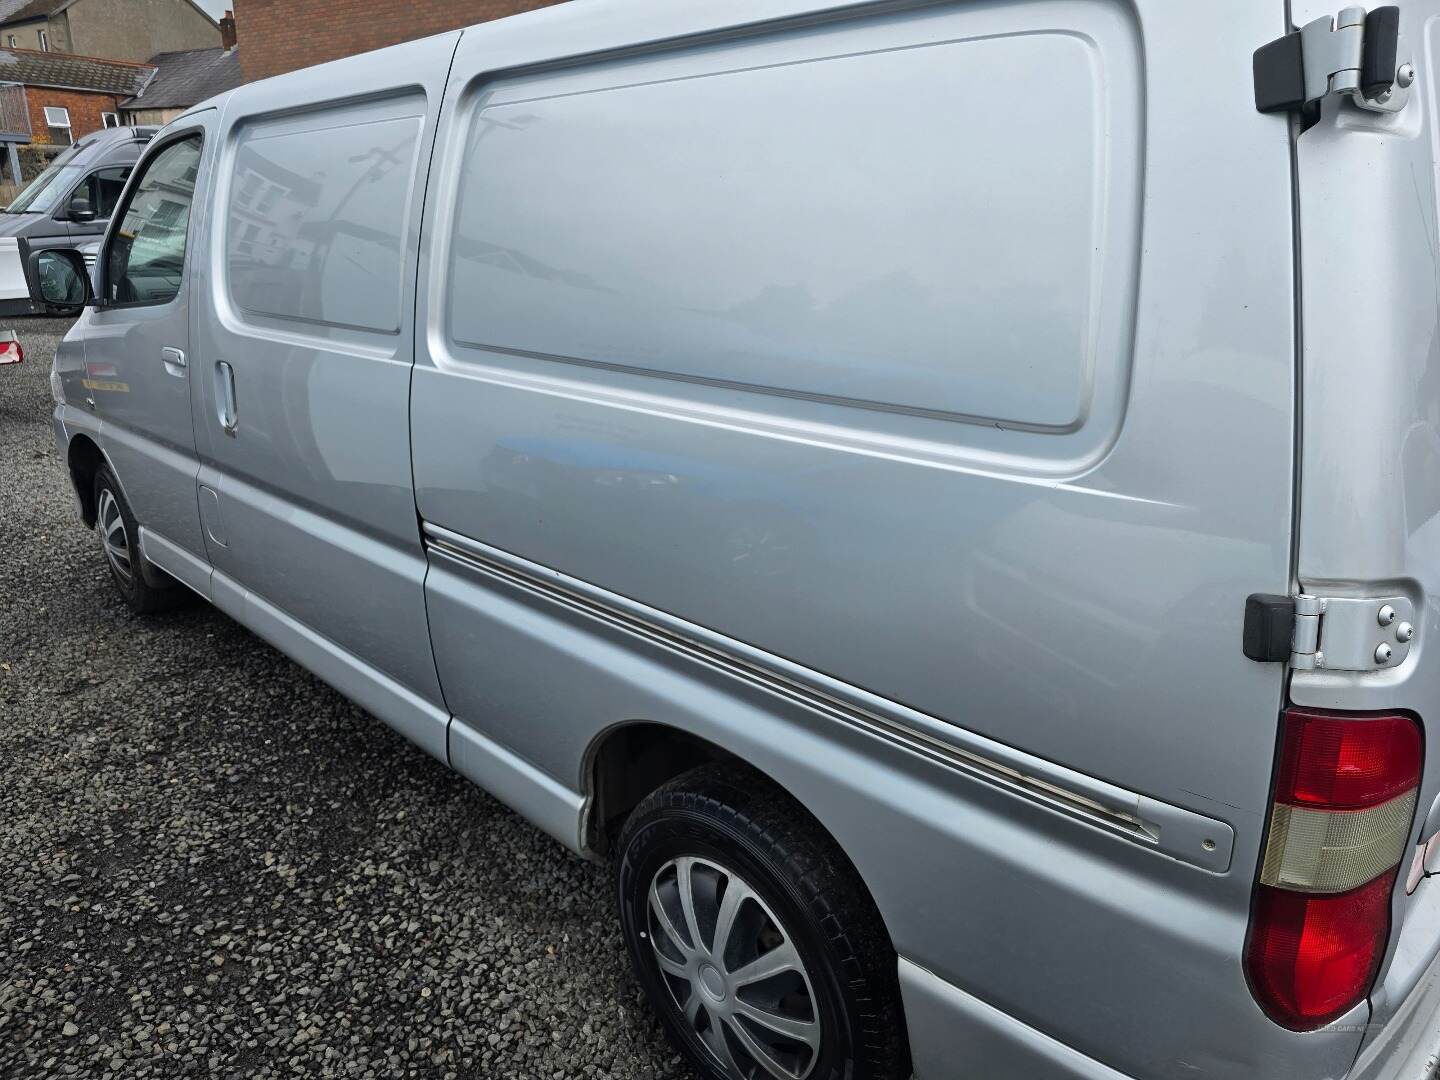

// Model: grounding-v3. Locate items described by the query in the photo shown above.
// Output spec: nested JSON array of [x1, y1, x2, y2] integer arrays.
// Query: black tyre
[[616, 764, 910, 1080], [93, 464, 184, 614]]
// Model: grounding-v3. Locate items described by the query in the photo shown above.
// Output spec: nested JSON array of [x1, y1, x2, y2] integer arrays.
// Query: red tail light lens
[[1275, 710, 1422, 809], [1247, 708, 1422, 1031], [1247, 875, 1392, 1029]]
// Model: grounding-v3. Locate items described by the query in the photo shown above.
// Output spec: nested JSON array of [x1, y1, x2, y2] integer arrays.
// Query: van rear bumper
[[899, 957, 1136, 1080], [900, 951, 1440, 1080], [1348, 939, 1440, 1080]]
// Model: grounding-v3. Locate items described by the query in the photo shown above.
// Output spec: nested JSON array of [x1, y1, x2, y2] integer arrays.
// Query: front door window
[[105, 136, 201, 307]]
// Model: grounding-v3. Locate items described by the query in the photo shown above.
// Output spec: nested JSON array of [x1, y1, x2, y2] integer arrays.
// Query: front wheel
[[616, 765, 910, 1080], [93, 464, 184, 614]]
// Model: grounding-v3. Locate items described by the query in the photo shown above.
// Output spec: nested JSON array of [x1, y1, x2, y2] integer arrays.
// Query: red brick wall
[[25, 88, 121, 145], [234, 0, 567, 83]]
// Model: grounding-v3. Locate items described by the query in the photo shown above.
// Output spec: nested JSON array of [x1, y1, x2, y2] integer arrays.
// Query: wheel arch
[[581, 720, 890, 918], [66, 431, 108, 528], [582, 719, 742, 856], [592, 719, 915, 1077], [65, 434, 170, 591]]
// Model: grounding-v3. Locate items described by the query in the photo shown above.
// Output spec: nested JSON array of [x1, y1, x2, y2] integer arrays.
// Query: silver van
[[36, 2, 1440, 1077]]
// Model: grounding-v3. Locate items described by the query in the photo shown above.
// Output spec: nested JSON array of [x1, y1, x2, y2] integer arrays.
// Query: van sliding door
[[191, 34, 462, 759]]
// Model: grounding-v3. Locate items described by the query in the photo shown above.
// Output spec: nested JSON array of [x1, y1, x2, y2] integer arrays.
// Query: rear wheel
[[616, 765, 909, 1080], [93, 464, 183, 614]]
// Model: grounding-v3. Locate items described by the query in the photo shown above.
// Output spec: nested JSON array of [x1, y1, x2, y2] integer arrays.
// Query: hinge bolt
[[1397, 622, 1415, 643], [1378, 604, 1397, 627], [1398, 63, 1417, 89], [1375, 642, 1394, 665]]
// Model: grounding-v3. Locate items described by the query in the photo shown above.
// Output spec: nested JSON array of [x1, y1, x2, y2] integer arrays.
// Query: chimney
[[219, 9, 236, 50]]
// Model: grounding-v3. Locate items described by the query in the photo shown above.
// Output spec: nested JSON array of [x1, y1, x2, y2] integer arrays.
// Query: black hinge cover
[[1362, 6, 1401, 97], [1254, 6, 1403, 113], [1244, 594, 1296, 663], [1254, 30, 1306, 113]]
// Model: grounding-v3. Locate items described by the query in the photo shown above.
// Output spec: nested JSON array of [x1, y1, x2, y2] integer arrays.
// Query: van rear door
[[1289, 0, 1440, 1050]]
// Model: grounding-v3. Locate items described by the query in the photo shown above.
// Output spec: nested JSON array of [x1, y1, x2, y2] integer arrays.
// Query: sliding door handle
[[215, 360, 238, 436]]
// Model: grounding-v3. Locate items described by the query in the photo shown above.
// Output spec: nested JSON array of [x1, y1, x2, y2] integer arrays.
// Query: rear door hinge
[[1245, 592, 1416, 671], [1254, 5, 1413, 115]]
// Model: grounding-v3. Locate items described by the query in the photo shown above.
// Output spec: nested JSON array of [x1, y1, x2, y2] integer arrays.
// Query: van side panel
[[412, 1, 1320, 1077], [189, 37, 461, 755]]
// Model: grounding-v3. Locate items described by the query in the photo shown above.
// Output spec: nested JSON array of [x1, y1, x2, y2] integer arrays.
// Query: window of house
[[43, 106, 71, 146], [37, 29, 48, 51], [101, 112, 119, 128], [6, 35, 15, 47], [236, 171, 260, 207]]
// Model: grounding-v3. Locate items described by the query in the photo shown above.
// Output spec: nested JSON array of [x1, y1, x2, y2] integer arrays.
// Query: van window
[[105, 135, 201, 307], [76, 166, 130, 219], [5, 141, 82, 213], [225, 111, 421, 333], [447, 34, 1109, 429]]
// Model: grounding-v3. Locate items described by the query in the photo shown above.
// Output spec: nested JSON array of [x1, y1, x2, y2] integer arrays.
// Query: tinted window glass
[[106, 136, 201, 307], [80, 166, 131, 219], [226, 111, 420, 333], [6, 148, 83, 213]]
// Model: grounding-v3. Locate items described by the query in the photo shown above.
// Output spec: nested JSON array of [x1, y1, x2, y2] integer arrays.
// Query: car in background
[[0, 125, 154, 317]]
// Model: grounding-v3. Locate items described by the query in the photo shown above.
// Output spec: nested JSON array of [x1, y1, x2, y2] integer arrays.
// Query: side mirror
[[28, 248, 92, 314], [66, 192, 95, 222]]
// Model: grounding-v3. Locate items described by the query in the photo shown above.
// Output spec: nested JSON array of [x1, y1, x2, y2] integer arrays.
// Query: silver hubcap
[[647, 856, 821, 1080], [97, 488, 132, 585]]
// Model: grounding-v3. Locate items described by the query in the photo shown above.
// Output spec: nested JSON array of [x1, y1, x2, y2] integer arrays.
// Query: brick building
[[234, 0, 567, 83], [0, 48, 153, 144]]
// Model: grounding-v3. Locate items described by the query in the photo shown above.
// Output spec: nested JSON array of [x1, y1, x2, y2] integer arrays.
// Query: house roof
[[0, 47, 153, 94], [121, 45, 236, 110], [0, 0, 66, 26]]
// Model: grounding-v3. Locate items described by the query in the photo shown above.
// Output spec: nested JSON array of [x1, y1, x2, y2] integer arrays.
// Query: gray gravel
[[0, 318, 688, 1078]]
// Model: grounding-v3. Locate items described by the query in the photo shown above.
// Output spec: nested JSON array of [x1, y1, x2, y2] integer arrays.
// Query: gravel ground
[[0, 318, 687, 1078]]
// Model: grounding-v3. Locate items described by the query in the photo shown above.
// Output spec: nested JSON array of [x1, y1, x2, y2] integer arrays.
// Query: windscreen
[[6, 146, 84, 213]]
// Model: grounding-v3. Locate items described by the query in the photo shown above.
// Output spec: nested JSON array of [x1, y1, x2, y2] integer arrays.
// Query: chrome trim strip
[[422, 523, 1235, 873]]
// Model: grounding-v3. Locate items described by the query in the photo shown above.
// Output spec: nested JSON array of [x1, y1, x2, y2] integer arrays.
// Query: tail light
[[1247, 708, 1422, 1030], [0, 336, 21, 365]]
